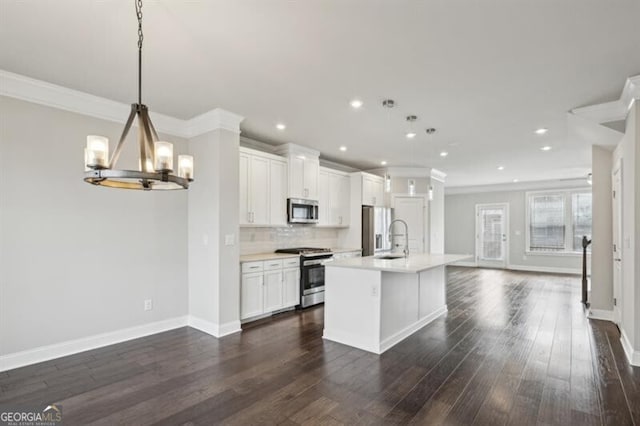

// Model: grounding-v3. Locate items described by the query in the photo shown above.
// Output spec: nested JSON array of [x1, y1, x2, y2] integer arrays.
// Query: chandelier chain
[[135, 0, 143, 105]]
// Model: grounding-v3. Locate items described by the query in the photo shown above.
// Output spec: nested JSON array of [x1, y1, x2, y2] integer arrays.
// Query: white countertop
[[326, 253, 473, 273], [240, 247, 361, 263]]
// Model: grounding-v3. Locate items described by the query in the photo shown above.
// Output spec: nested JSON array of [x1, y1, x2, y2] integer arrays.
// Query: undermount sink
[[374, 254, 406, 260]]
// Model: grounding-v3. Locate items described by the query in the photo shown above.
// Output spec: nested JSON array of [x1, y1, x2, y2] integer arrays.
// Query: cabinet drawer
[[282, 257, 300, 268], [242, 261, 264, 273], [264, 259, 283, 271]]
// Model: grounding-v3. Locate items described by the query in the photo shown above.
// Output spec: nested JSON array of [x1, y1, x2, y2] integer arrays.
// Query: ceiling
[[1, 0, 639, 187]]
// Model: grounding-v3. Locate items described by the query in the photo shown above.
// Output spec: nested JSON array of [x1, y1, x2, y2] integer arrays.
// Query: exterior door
[[476, 204, 508, 268], [392, 196, 425, 253], [612, 162, 623, 325]]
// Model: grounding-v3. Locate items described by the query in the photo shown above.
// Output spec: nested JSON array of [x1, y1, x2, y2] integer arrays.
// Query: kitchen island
[[323, 253, 471, 354]]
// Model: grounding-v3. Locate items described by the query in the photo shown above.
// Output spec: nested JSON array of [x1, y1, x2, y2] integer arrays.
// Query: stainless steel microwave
[[287, 198, 319, 224]]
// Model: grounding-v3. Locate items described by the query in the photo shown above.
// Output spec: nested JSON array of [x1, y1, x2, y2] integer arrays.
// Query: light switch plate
[[225, 234, 235, 246]]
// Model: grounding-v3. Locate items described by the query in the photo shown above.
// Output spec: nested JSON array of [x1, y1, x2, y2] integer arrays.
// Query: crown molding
[[571, 75, 640, 124], [430, 168, 447, 183], [185, 108, 244, 137], [0, 69, 243, 139], [445, 178, 589, 195]]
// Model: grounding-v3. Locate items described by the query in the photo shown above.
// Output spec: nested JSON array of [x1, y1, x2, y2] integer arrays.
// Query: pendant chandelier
[[83, 0, 193, 190]]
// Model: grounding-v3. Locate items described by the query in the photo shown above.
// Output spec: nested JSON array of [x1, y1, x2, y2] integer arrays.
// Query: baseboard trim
[[507, 264, 581, 275], [188, 316, 242, 338], [620, 328, 640, 367], [0, 316, 189, 372], [588, 309, 614, 321], [379, 305, 448, 354]]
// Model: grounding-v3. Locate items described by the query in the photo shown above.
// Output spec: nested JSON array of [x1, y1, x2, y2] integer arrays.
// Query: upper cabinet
[[274, 144, 320, 200], [318, 167, 350, 227], [239, 147, 288, 226], [362, 173, 385, 207]]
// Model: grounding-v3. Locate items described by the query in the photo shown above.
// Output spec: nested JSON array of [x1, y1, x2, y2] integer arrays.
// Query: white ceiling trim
[[430, 169, 447, 183], [0, 69, 243, 138], [445, 178, 590, 195], [571, 75, 640, 124]]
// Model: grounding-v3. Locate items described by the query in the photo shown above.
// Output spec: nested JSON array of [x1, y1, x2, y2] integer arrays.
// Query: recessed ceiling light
[[276, 123, 286, 131], [350, 99, 363, 109], [513, 179, 519, 183], [339, 146, 347, 152], [406, 132, 417, 139], [440, 151, 448, 157], [535, 128, 548, 135], [381, 161, 387, 166], [497, 166, 505, 171], [541, 145, 552, 151]]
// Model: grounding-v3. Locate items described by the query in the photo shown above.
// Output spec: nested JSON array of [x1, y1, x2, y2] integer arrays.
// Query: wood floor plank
[[2, 267, 638, 425]]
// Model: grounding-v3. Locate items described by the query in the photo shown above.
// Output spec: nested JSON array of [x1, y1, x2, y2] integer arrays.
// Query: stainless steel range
[[274, 247, 333, 308]]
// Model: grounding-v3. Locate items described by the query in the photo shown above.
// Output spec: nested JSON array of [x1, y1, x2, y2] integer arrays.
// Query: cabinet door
[[318, 170, 330, 226], [283, 268, 300, 308], [241, 273, 264, 319], [362, 175, 374, 206], [263, 270, 284, 312], [239, 153, 250, 225], [269, 159, 288, 226], [289, 156, 305, 199], [250, 156, 270, 225], [372, 178, 384, 207], [303, 159, 319, 200], [339, 174, 351, 226]]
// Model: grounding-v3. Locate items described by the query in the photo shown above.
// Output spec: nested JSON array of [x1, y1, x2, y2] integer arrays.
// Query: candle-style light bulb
[[178, 155, 194, 180], [154, 141, 174, 171], [85, 135, 109, 169]]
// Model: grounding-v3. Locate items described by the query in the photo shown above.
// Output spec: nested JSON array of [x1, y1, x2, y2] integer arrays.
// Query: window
[[526, 190, 592, 254]]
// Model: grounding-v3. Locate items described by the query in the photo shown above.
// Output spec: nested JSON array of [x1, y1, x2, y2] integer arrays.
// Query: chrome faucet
[[388, 219, 409, 258]]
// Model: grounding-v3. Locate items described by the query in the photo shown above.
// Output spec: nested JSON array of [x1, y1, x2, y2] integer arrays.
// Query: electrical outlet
[[371, 285, 379, 297], [225, 234, 235, 246], [144, 299, 153, 311]]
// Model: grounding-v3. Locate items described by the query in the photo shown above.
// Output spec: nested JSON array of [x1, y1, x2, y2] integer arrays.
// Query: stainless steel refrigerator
[[362, 206, 393, 256]]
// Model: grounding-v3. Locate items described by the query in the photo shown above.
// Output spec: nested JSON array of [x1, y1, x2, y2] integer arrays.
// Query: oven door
[[301, 256, 332, 295]]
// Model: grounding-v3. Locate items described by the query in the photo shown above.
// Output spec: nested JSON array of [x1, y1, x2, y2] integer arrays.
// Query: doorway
[[392, 196, 426, 253], [612, 161, 623, 325], [476, 203, 509, 268]]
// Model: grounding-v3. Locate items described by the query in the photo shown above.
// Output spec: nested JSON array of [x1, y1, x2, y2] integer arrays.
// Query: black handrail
[[582, 236, 592, 306]]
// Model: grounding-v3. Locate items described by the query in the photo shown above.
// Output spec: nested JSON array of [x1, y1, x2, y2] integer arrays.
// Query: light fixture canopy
[[350, 99, 363, 109], [535, 128, 548, 135], [541, 145, 552, 151], [276, 123, 286, 130], [83, 0, 193, 190]]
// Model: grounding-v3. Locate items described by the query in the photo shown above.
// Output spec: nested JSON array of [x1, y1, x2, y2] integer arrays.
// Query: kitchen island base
[[323, 265, 447, 354]]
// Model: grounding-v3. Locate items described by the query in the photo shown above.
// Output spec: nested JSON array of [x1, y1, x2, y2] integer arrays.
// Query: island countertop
[[326, 253, 472, 274]]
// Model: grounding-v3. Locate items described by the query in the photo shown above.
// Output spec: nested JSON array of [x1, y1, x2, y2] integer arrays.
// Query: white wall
[[612, 101, 639, 359], [590, 145, 614, 310], [445, 187, 588, 273], [429, 179, 445, 254], [0, 96, 188, 356]]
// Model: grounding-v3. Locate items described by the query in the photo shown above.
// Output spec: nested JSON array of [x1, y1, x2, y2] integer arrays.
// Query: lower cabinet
[[241, 259, 300, 321]]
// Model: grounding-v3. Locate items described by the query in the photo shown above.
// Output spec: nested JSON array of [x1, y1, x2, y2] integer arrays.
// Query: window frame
[[525, 188, 592, 256]]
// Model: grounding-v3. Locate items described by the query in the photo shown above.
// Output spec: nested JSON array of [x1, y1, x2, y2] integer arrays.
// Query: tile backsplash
[[240, 226, 345, 255]]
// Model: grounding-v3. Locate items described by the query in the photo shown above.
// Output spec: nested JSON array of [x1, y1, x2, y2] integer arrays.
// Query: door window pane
[[529, 195, 565, 251], [572, 193, 592, 251], [480, 208, 503, 260]]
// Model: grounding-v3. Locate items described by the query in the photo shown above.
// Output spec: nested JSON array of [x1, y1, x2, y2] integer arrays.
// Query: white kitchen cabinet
[[275, 144, 320, 200], [283, 267, 300, 308], [269, 158, 288, 226], [318, 167, 350, 227], [263, 270, 284, 312], [287, 156, 319, 200], [239, 147, 289, 226], [318, 169, 330, 226], [240, 257, 300, 322], [362, 173, 385, 207], [250, 155, 270, 225], [241, 272, 264, 320], [331, 172, 350, 226]]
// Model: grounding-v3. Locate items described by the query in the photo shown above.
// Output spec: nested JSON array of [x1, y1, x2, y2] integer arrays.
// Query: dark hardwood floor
[[2, 267, 639, 425]]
